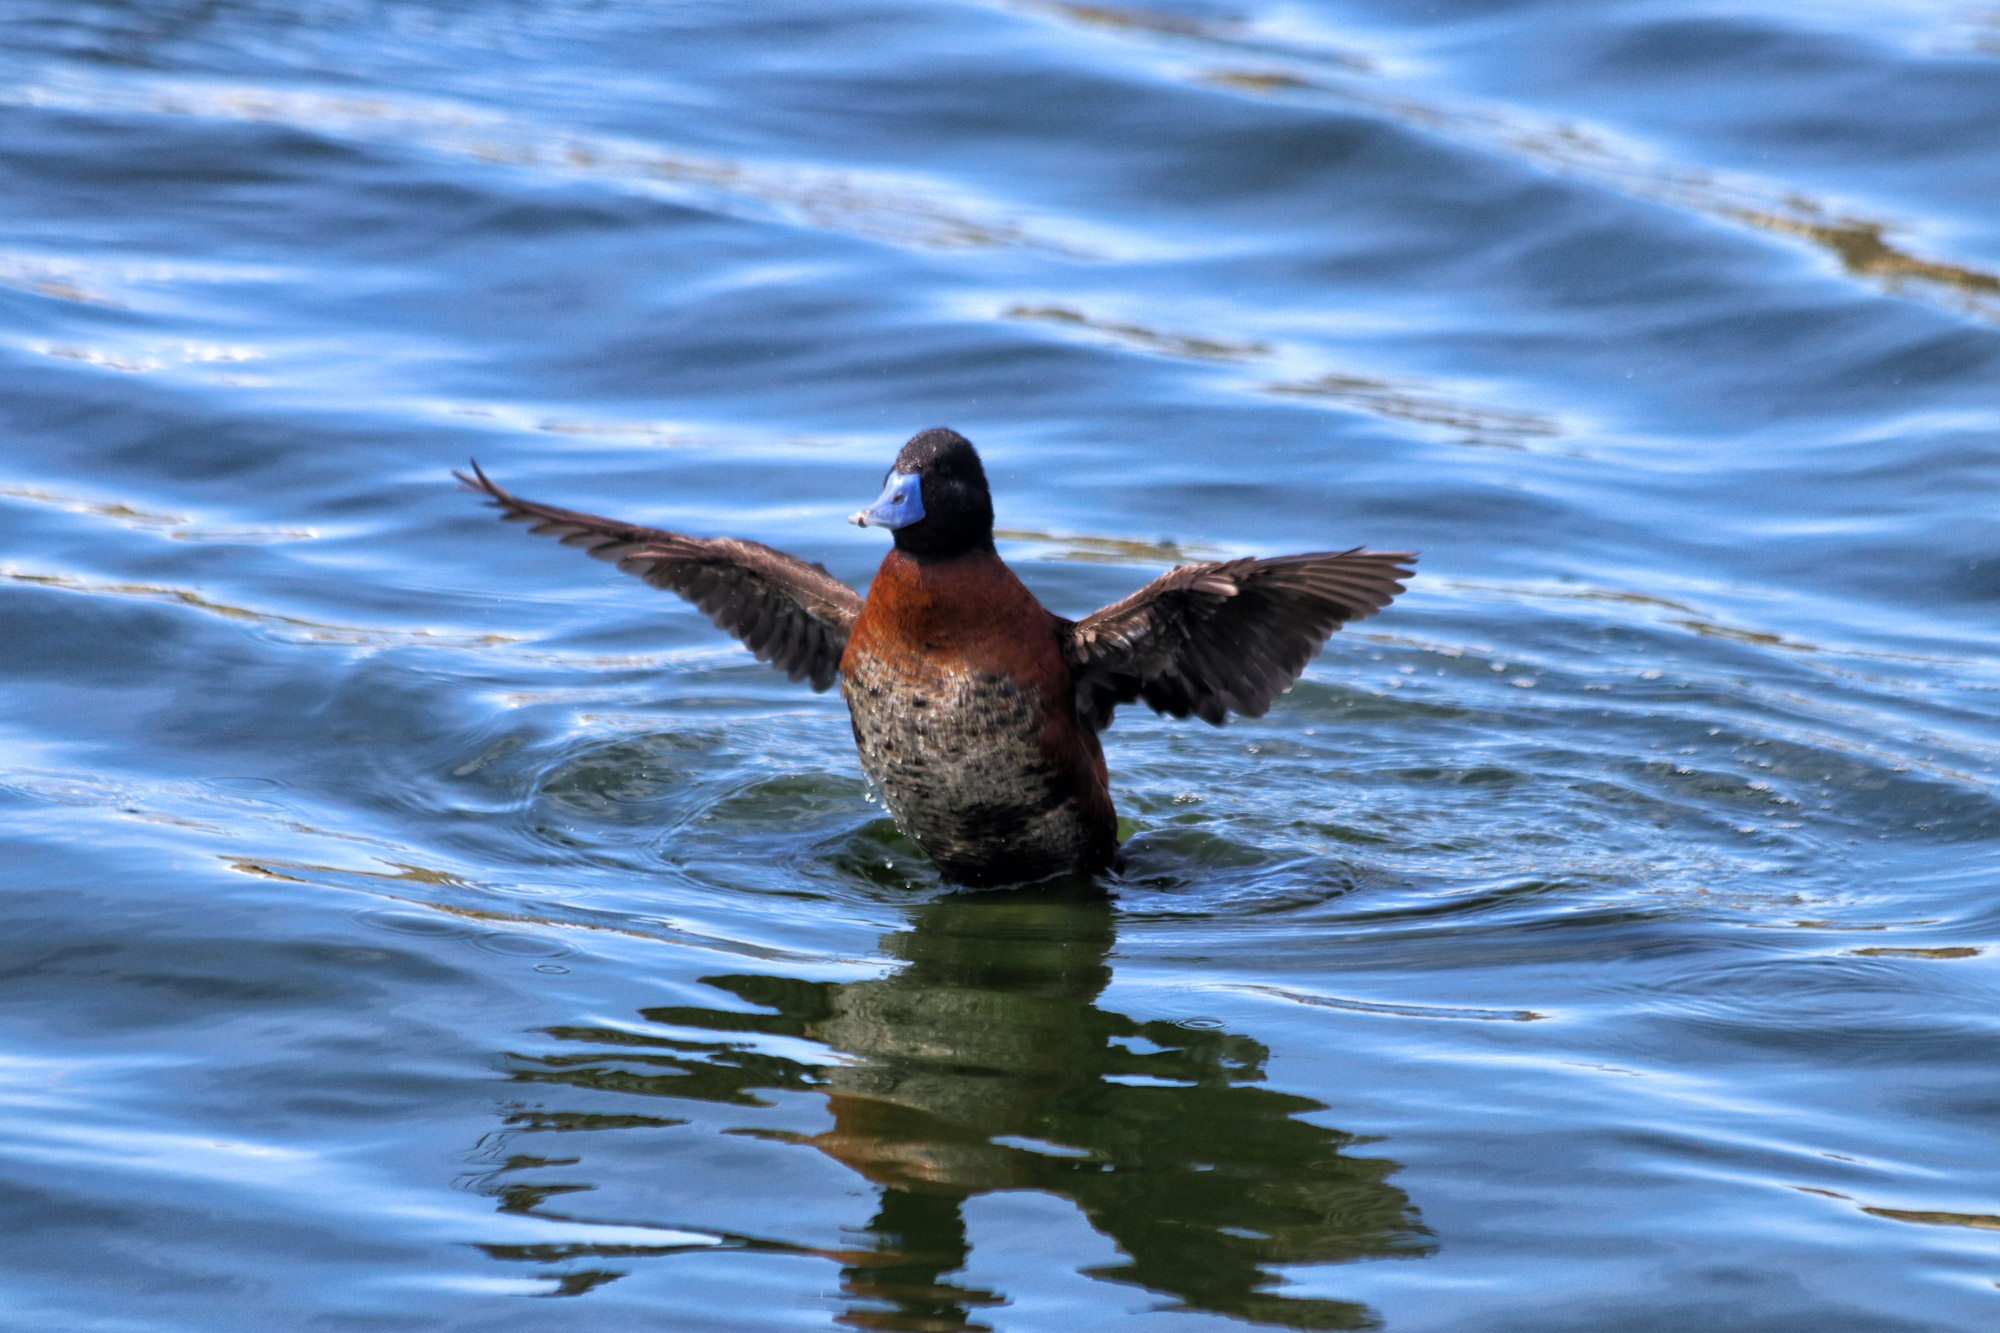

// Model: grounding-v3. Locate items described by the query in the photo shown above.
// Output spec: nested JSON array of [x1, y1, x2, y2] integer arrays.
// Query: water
[[3, 1, 1998, 1328]]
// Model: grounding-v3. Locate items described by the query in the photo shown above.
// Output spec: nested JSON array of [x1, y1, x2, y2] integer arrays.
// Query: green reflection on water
[[487, 890, 1432, 1329]]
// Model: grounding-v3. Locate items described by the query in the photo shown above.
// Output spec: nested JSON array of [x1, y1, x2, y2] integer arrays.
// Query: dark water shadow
[[476, 887, 1432, 1328]]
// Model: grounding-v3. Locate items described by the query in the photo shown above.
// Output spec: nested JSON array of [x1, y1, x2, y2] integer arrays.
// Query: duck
[[458, 428, 1413, 885]]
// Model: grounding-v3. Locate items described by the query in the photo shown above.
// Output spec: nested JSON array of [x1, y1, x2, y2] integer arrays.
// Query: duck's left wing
[[1060, 548, 1415, 730], [458, 462, 863, 691]]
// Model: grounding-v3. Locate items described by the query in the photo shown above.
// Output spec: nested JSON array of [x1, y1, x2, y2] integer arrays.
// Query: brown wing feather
[[1061, 548, 1415, 730], [456, 461, 864, 691]]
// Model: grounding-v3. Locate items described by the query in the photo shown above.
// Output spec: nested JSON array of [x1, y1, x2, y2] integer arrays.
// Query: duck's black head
[[850, 427, 995, 561]]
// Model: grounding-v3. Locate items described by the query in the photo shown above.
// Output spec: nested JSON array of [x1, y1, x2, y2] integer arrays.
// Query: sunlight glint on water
[[0, 1, 1997, 1330]]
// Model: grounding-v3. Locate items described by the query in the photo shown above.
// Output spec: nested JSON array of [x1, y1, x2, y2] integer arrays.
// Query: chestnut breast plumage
[[458, 427, 1414, 886], [841, 547, 1116, 884]]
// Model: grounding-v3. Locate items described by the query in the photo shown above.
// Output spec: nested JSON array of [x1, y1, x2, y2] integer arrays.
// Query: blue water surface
[[2, 2, 1998, 1329]]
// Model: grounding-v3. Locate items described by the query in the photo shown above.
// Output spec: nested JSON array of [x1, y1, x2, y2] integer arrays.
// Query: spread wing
[[457, 461, 863, 691], [1062, 549, 1415, 730]]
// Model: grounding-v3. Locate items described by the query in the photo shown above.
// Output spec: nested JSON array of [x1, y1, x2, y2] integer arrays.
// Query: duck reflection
[[481, 889, 1431, 1329]]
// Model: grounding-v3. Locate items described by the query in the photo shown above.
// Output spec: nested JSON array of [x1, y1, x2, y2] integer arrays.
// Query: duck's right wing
[[458, 462, 864, 691]]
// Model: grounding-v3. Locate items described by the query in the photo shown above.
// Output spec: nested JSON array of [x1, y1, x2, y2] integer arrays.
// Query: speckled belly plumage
[[842, 651, 1095, 882]]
